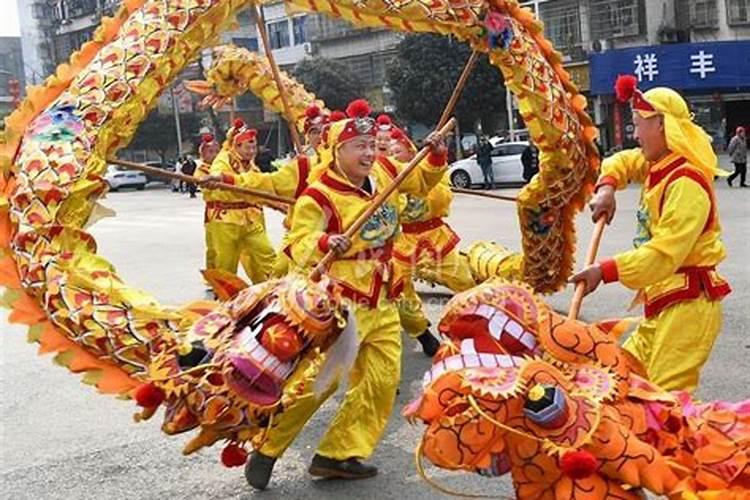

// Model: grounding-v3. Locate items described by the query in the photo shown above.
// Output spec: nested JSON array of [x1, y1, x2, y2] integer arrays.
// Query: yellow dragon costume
[[10, 1, 726, 498]]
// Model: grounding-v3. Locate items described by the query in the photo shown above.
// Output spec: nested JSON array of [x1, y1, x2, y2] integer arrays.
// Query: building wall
[[0, 37, 25, 123]]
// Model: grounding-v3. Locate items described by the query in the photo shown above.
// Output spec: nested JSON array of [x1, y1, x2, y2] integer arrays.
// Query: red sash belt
[[645, 265, 732, 318], [402, 217, 445, 234]]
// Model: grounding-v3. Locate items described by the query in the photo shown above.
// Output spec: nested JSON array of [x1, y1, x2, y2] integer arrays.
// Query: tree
[[387, 34, 506, 133], [293, 57, 365, 111], [129, 110, 203, 161]]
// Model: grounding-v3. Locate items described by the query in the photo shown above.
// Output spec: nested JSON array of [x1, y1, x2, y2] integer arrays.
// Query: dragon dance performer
[[390, 127, 475, 356], [244, 99, 449, 489], [301, 104, 328, 161], [571, 76, 731, 393], [194, 133, 221, 279], [203, 119, 278, 283], [374, 114, 394, 157]]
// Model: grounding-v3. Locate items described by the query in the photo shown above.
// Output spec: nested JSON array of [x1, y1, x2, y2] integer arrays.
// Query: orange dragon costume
[[389, 127, 476, 352], [406, 280, 750, 499], [253, 99, 448, 467], [595, 76, 731, 393]]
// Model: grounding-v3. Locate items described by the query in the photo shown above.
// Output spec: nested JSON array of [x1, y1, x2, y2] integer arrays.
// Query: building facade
[[0, 37, 25, 125]]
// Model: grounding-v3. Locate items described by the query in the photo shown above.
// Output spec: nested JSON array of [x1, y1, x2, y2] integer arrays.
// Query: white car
[[104, 165, 147, 191], [449, 141, 529, 189]]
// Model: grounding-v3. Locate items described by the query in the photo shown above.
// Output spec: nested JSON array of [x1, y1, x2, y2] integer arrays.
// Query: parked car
[[104, 165, 147, 191], [143, 160, 176, 184], [448, 141, 529, 188]]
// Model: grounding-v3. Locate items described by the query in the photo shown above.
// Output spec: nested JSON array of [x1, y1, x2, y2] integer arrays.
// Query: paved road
[[2, 177, 748, 499]]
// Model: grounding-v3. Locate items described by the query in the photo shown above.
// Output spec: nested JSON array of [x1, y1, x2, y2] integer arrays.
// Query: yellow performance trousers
[[623, 296, 722, 394], [258, 298, 402, 460], [398, 249, 475, 338], [204, 221, 276, 284]]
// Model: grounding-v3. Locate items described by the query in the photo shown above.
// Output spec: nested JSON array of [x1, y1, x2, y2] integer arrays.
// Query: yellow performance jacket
[[597, 149, 731, 318], [394, 173, 460, 266], [213, 150, 315, 223], [284, 153, 448, 308]]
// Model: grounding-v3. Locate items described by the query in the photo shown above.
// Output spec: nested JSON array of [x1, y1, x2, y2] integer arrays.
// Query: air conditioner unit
[[302, 42, 312, 55], [593, 39, 611, 52]]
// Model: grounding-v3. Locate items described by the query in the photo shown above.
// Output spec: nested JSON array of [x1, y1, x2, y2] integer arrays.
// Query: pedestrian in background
[[727, 126, 747, 187], [476, 136, 494, 189]]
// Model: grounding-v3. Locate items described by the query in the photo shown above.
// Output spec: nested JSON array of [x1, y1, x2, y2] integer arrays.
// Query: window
[[232, 37, 259, 52], [493, 144, 527, 156], [589, 0, 644, 39], [540, 0, 582, 49], [292, 16, 307, 45], [677, 0, 718, 28], [728, 0, 750, 25], [267, 20, 290, 49]]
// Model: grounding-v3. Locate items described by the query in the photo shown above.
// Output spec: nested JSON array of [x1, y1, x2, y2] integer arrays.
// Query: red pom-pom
[[560, 450, 598, 479], [202, 133, 214, 144], [615, 75, 638, 103], [305, 105, 321, 119], [233, 118, 246, 129], [346, 99, 371, 119], [329, 110, 346, 122], [221, 444, 248, 468], [134, 383, 165, 408], [376, 114, 392, 126], [390, 128, 405, 140]]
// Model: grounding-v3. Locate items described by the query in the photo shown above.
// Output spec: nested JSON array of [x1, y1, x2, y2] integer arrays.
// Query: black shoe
[[245, 451, 276, 490], [308, 455, 378, 480], [728, 178, 733, 187], [416, 331, 440, 357]]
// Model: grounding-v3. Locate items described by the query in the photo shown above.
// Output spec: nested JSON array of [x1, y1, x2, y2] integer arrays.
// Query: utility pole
[[170, 86, 184, 157]]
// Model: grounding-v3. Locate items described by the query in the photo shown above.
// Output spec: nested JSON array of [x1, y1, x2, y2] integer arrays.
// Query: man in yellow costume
[[389, 127, 476, 356], [194, 133, 221, 281], [570, 76, 731, 394], [203, 119, 278, 283], [244, 99, 448, 489]]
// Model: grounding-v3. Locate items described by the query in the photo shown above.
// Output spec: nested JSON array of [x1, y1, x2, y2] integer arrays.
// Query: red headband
[[615, 74, 656, 113], [304, 105, 328, 133], [199, 133, 217, 154], [390, 127, 415, 151], [334, 99, 376, 145], [376, 114, 393, 132], [231, 119, 257, 145]]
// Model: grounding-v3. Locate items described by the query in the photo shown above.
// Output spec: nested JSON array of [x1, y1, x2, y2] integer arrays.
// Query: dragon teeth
[[489, 312, 509, 340], [460, 338, 477, 354]]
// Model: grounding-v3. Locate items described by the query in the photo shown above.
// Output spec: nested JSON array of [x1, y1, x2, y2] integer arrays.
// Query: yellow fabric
[[639, 87, 725, 178], [204, 221, 276, 284], [258, 298, 401, 459], [194, 159, 211, 178], [607, 153, 727, 301], [204, 149, 264, 226], [234, 157, 303, 199], [397, 249, 475, 338], [285, 156, 446, 299], [398, 174, 453, 224], [599, 148, 648, 189], [622, 296, 722, 393]]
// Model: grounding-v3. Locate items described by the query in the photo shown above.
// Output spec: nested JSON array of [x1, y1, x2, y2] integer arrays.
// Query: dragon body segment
[[1, 0, 599, 475]]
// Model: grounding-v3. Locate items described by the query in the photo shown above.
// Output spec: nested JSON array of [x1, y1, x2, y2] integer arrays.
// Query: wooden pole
[[451, 187, 517, 202], [252, 5, 303, 154], [309, 118, 458, 281], [567, 217, 607, 320], [109, 158, 293, 205], [437, 51, 479, 128]]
